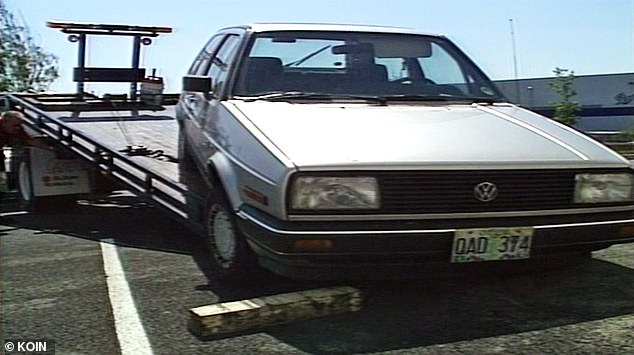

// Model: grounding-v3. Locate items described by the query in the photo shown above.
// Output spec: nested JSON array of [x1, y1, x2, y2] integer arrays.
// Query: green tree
[[548, 67, 581, 126], [0, 1, 59, 92]]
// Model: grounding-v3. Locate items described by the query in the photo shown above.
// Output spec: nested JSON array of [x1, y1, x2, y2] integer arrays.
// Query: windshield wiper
[[462, 96, 504, 104], [284, 45, 332, 67], [236, 91, 387, 104], [379, 94, 502, 104], [236, 91, 332, 102], [377, 94, 452, 101], [236, 92, 504, 105]]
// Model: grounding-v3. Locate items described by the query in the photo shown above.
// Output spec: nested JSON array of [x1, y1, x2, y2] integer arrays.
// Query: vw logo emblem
[[474, 182, 498, 202]]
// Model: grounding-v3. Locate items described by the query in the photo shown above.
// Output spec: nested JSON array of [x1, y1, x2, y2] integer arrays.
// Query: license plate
[[451, 227, 533, 263]]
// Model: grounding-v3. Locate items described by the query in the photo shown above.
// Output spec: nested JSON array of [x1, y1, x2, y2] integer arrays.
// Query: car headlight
[[574, 173, 634, 203], [290, 176, 380, 210]]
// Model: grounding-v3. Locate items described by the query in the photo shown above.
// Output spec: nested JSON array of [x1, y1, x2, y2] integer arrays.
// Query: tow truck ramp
[[1, 21, 205, 231], [2, 92, 205, 234]]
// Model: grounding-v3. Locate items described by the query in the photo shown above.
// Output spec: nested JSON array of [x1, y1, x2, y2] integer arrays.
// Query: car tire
[[204, 186, 258, 283]]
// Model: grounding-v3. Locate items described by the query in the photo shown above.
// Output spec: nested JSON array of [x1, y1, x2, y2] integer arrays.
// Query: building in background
[[494, 72, 634, 139]]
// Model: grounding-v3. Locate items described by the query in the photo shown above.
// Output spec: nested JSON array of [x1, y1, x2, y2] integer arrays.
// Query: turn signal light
[[292, 239, 333, 251], [242, 185, 268, 206]]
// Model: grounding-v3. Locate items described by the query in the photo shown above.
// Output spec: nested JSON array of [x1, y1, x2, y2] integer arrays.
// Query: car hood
[[230, 101, 629, 169]]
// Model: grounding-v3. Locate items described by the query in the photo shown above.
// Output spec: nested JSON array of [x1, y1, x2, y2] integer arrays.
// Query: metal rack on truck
[[1, 22, 205, 234]]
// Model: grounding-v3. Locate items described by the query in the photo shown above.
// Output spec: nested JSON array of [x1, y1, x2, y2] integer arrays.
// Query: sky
[[4, 0, 634, 94]]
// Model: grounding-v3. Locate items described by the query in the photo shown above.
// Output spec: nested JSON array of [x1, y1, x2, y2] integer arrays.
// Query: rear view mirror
[[334, 40, 433, 58], [332, 43, 374, 55], [373, 40, 432, 58], [183, 75, 212, 93]]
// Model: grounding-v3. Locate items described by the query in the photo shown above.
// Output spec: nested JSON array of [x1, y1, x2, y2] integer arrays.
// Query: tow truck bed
[[1, 22, 205, 235], [2, 93, 206, 234], [52, 109, 180, 180]]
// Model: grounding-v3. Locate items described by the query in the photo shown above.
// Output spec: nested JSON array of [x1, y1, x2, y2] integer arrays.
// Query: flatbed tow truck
[[2, 90, 359, 337], [1, 22, 362, 337], [1, 22, 205, 233], [3, 92, 206, 229]]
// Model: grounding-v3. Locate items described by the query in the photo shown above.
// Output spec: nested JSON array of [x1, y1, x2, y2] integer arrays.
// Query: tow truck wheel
[[17, 160, 36, 208], [16, 158, 77, 212], [204, 187, 257, 282]]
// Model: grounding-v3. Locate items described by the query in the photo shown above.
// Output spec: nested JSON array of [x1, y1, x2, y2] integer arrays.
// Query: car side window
[[417, 42, 467, 93], [203, 35, 241, 93], [190, 35, 225, 76], [187, 55, 204, 75]]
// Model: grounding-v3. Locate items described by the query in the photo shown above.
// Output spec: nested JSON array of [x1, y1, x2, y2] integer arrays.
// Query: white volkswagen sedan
[[177, 23, 634, 280]]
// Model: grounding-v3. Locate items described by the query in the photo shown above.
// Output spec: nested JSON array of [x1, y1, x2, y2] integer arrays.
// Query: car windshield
[[232, 31, 505, 102]]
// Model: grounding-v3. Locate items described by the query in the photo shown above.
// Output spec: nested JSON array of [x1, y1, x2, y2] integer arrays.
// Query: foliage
[[0, 1, 59, 92], [548, 67, 581, 126], [616, 129, 634, 141]]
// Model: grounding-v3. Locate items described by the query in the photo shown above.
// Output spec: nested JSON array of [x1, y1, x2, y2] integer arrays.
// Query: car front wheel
[[204, 187, 257, 283]]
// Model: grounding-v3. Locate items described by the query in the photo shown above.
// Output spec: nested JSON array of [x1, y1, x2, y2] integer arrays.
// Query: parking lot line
[[100, 239, 153, 355]]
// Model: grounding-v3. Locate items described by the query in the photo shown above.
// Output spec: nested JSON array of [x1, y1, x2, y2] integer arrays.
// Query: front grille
[[287, 168, 634, 215], [377, 169, 626, 214]]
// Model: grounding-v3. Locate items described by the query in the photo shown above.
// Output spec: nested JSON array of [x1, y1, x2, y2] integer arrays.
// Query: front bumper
[[236, 207, 634, 279]]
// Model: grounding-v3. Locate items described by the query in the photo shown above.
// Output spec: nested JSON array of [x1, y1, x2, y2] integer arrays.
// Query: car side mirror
[[183, 75, 212, 93]]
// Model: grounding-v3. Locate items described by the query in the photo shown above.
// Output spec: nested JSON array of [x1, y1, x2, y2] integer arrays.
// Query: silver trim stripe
[[237, 210, 634, 236], [287, 205, 634, 222], [534, 219, 634, 230]]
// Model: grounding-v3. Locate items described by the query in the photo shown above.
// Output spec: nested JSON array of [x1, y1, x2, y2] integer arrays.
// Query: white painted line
[[100, 239, 153, 355], [0, 211, 29, 217]]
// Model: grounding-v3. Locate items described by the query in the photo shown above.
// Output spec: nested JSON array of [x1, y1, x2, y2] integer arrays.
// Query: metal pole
[[131, 35, 142, 100], [509, 19, 520, 104], [77, 34, 87, 96]]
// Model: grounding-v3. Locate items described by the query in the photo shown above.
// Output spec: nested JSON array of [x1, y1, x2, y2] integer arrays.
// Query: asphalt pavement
[[1, 191, 633, 354]]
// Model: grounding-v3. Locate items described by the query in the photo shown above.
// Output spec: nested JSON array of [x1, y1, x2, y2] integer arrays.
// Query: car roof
[[220, 23, 444, 37]]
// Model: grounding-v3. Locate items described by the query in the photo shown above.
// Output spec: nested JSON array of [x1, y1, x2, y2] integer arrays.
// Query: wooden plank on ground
[[188, 286, 362, 338]]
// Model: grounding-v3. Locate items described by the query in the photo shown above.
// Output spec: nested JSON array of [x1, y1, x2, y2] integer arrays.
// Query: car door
[[193, 34, 242, 165], [180, 34, 225, 167]]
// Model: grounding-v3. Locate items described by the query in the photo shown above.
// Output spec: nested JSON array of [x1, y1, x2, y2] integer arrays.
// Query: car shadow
[[1, 191, 198, 256], [0, 191, 331, 300], [265, 255, 634, 354], [3, 192, 634, 354]]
